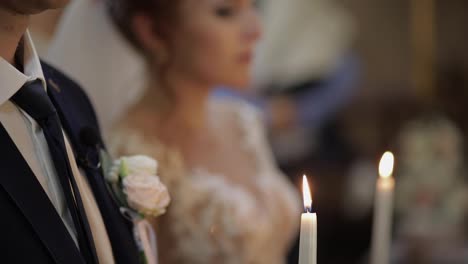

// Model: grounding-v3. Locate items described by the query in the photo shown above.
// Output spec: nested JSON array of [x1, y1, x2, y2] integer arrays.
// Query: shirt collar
[[0, 30, 46, 106]]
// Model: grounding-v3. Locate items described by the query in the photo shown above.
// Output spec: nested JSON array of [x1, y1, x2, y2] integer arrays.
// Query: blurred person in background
[[50, 0, 302, 263], [252, 0, 359, 166], [392, 115, 468, 263]]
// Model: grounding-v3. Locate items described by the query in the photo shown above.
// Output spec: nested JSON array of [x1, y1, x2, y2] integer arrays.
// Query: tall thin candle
[[299, 175, 317, 264], [370, 152, 395, 264]]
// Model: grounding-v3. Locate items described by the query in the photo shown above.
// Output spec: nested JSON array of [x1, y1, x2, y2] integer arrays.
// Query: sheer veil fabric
[[47, 0, 147, 135]]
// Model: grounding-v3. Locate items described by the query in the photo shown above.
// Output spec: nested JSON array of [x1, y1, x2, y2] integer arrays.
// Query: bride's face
[[165, 0, 261, 89]]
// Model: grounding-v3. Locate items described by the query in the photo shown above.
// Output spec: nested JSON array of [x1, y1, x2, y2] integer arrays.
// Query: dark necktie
[[11, 80, 99, 264]]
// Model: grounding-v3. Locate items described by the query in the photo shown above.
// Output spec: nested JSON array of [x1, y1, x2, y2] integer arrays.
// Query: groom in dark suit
[[0, 1, 139, 263]]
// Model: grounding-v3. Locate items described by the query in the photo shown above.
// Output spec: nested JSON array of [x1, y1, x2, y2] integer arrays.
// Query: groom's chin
[[3, 0, 69, 14], [39, 0, 70, 9]]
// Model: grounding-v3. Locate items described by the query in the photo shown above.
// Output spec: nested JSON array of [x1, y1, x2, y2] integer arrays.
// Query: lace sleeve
[[235, 100, 302, 255]]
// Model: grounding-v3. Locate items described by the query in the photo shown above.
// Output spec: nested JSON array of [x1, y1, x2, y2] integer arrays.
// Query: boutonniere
[[100, 152, 170, 264]]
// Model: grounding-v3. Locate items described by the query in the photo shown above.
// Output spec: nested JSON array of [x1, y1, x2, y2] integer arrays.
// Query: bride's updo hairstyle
[[106, 0, 179, 58]]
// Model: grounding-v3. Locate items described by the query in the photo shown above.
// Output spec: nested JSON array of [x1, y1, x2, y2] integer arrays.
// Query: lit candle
[[370, 151, 395, 264], [299, 175, 317, 264]]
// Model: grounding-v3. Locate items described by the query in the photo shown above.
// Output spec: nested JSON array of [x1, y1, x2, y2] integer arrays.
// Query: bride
[[52, 0, 300, 263]]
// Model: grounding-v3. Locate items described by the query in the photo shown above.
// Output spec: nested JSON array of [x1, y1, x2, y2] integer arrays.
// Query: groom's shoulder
[[40, 60, 86, 98], [40, 60, 101, 130]]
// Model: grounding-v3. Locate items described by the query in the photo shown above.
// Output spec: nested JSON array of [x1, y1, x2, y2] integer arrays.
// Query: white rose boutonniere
[[107, 155, 170, 217], [121, 155, 158, 177], [124, 174, 170, 217], [102, 154, 170, 264], [107, 155, 157, 183]]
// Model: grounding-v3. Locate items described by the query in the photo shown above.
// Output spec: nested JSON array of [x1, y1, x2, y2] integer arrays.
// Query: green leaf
[[120, 158, 129, 178], [140, 251, 148, 264]]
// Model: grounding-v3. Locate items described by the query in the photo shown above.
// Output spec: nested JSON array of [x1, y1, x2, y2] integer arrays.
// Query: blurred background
[[30, 0, 468, 263]]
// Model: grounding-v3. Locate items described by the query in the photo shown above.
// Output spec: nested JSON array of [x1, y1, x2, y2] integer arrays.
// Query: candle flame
[[302, 175, 312, 212], [379, 151, 394, 178]]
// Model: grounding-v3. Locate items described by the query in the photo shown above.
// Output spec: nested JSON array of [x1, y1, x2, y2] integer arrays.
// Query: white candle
[[370, 151, 395, 264], [299, 175, 317, 264]]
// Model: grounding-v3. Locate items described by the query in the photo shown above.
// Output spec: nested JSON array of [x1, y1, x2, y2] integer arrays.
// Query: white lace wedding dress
[[109, 99, 301, 264]]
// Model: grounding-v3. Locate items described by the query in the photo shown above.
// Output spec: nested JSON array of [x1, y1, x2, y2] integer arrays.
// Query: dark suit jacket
[[0, 61, 140, 263]]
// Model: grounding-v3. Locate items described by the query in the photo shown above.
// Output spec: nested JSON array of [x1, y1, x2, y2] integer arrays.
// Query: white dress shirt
[[0, 31, 115, 264]]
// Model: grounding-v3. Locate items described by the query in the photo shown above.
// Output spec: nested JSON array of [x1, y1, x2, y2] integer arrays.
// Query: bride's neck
[[141, 74, 211, 133]]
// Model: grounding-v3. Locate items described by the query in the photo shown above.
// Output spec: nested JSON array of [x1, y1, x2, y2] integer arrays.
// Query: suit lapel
[[0, 124, 85, 264]]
